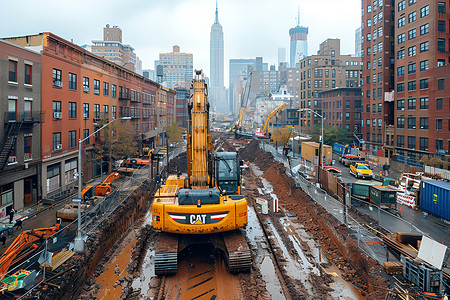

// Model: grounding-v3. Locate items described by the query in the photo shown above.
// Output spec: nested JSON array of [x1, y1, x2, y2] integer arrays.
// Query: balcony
[[119, 94, 129, 101], [4, 112, 43, 124]]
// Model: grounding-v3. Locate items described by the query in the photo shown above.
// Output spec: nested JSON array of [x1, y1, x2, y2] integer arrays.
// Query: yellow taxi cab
[[350, 162, 373, 179]]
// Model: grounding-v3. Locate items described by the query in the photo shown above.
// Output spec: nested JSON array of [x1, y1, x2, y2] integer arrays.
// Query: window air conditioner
[[53, 81, 63, 87], [55, 144, 62, 150], [53, 112, 62, 119]]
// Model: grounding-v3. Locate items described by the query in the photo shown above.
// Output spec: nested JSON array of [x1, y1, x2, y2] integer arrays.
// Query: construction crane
[[151, 70, 251, 275], [234, 72, 252, 133], [255, 102, 286, 138]]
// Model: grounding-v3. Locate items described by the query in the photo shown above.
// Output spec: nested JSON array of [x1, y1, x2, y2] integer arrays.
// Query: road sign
[[72, 198, 82, 203]]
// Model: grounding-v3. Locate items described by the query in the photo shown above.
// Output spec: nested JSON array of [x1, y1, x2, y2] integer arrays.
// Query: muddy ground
[[50, 138, 390, 299]]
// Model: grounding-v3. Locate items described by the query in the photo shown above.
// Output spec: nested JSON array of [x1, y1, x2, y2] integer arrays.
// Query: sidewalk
[[0, 173, 110, 228]]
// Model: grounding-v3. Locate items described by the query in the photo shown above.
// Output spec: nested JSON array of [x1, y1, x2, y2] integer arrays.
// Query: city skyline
[[0, 0, 361, 86]]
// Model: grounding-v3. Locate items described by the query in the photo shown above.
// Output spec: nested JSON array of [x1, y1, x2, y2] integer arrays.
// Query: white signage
[[417, 235, 447, 270], [397, 193, 416, 208]]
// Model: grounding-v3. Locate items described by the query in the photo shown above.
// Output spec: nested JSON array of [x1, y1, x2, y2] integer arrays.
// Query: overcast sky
[[0, 0, 361, 86]]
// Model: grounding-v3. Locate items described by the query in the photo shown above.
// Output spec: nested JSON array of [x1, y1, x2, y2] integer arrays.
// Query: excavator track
[[154, 233, 179, 275], [222, 230, 252, 272]]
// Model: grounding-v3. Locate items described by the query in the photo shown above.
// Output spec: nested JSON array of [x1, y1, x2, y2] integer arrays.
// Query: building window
[[438, 79, 444, 90], [438, 21, 446, 33], [419, 78, 428, 90], [420, 97, 429, 109], [409, 0, 416, 4], [378, 103, 382, 112], [407, 81, 416, 91], [69, 102, 76, 118], [438, 2, 446, 13], [112, 84, 116, 98], [47, 163, 61, 192], [69, 73, 77, 90], [398, 17, 405, 28], [436, 139, 444, 152], [112, 106, 116, 119], [83, 77, 89, 92], [94, 79, 100, 95], [398, 33, 405, 44], [24, 64, 32, 85], [420, 117, 428, 129], [397, 83, 405, 92], [408, 46, 416, 57], [103, 105, 109, 118], [103, 82, 109, 96], [397, 49, 405, 60], [94, 104, 100, 119], [419, 60, 428, 71], [437, 59, 445, 67], [408, 11, 416, 23], [408, 63, 416, 74], [408, 98, 416, 110], [420, 23, 429, 35], [419, 137, 428, 151], [408, 29, 416, 40], [420, 41, 429, 52], [69, 130, 76, 148], [408, 117, 416, 129], [83, 129, 89, 145], [436, 98, 443, 110], [53, 69, 62, 86], [397, 117, 405, 129], [53, 100, 61, 113], [398, 0, 405, 11], [65, 158, 78, 185], [397, 135, 404, 147], [438, 38, 445, 52], [436, 119, 443, 130], [408, 136, 416, 149], [83, 103, 89, 119], [9, 60, 17, 82], [397, 66, 404, 76], [420, 5, 429, 17], [53, 132, 61, 150]]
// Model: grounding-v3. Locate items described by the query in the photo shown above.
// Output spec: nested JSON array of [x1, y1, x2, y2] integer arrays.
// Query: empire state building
[[210, 1, 226, 112]]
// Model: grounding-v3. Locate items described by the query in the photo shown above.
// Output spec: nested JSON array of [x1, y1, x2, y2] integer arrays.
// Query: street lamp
[[74, 116, 131, 252], [299, 108, 324, 168]]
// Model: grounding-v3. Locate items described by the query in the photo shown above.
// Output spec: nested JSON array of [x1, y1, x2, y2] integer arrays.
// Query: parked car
[[350, 163, 373, 179]]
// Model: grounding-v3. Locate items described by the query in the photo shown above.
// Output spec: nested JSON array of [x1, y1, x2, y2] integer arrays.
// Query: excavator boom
[[262, 102, 286, 134]]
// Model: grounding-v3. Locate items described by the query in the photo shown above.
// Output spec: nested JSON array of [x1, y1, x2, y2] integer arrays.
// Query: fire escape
[[0, 112, 42, 170]]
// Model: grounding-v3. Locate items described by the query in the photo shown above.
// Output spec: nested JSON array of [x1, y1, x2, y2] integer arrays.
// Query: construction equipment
[[255, 102, 286, 138], [95, 172, 120, 196], [234, 72, 252, 134], [0, 224, 60, 276], [151, 70, 251, 275], [142, 147, 153, 160], [56, 203, 90, 221]]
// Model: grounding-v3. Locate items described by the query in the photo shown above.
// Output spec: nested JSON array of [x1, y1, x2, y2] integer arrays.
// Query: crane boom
[[235, 72, 252, 129], [262, 102, 286, 134]]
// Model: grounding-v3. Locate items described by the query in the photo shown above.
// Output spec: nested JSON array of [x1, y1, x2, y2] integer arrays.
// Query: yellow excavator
[[151, 70, 251, 275], [255, 102, 286, 138]]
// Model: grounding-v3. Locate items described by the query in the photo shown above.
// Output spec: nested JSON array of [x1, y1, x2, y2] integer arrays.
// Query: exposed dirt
[[167, 151, 188, 174], [239, 140, 274, 172], [260, 161, 388, 299]]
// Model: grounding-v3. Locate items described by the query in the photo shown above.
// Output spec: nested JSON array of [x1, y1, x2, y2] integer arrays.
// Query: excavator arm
[[235, 72, 252, 130], [262, 102, 286, 134]]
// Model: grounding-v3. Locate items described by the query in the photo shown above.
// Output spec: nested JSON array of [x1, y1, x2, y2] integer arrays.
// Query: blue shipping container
[[333, 143, 346, 156], [420, 180, 450, 221]]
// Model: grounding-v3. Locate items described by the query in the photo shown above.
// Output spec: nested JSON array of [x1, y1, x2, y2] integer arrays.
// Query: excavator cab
[[214, 152, 240, 195]]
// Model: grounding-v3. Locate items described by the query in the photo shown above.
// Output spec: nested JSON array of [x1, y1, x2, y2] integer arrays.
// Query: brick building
[[0, 40, 42, 215], [3, 33, 175, 199], [299, 39, 362, 133], [320, 88, 363, 134]]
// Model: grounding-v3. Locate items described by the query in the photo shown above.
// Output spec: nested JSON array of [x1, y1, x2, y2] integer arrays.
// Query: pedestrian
[[9, 208, 15, 224]]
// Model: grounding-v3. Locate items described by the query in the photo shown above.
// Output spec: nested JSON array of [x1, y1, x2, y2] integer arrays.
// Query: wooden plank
[[41, 250, 74, 271]]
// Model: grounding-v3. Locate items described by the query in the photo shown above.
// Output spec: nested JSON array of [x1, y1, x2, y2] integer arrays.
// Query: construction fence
[[261, 142, 422, 265]]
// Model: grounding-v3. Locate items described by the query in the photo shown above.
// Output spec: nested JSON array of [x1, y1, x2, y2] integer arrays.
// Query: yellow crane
[[151, 70, 251, 275]]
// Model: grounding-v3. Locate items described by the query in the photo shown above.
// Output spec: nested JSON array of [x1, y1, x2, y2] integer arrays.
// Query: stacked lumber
[[41, 250, 74, 271], [383, 261, 403, 275]]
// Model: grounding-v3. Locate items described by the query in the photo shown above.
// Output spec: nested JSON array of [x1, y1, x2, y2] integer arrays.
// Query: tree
[[94, 115, 139, 173], [270, 128, 292, 145], [166, 121, 185, 145], [312, 124, 353, 145]]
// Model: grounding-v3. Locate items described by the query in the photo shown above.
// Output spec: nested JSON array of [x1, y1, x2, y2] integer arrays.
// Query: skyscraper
[[159, 45, 193, 89], [289, 8, 308, 68], [210, 1, 226, 112], [278, 47, 287, 65]]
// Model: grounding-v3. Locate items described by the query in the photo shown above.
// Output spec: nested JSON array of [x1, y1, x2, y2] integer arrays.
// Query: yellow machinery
[[234, 72, 252, 134], [259, 102, 286, 137], [151, 70, 251, 275]]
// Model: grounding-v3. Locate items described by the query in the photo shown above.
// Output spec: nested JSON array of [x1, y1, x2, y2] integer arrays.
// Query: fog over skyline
[[0, 0, 361, 86]]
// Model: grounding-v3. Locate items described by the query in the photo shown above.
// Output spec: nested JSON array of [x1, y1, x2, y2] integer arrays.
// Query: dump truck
[[151, 70, 251, 275]]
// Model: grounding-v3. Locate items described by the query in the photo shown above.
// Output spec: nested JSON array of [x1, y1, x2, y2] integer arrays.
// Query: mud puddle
[[131, 249, 155, 298], [95, 238, 137, 299]]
